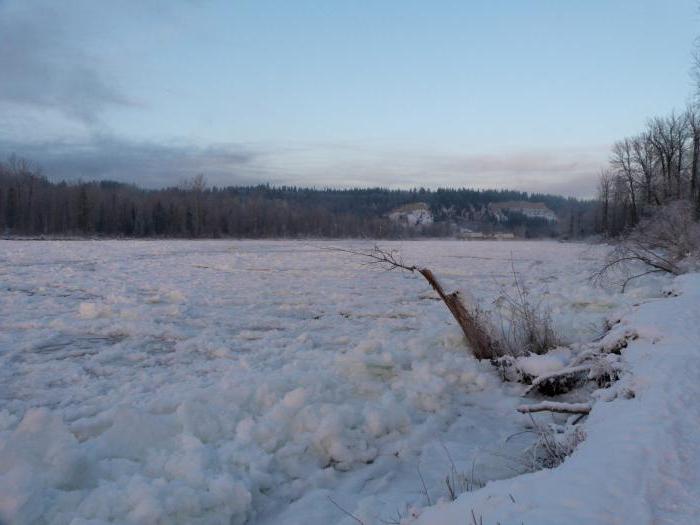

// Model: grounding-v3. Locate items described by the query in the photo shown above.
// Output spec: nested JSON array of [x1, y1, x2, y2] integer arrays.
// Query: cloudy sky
[[1, 0, 698, 197]]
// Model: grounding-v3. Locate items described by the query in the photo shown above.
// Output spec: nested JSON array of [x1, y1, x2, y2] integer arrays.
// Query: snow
[[0, 240, 669, 524], [412, 272, 700, 525], [516, 401, 591, 414], [514, 348, 571, 378], [388, 203, 434, 227]]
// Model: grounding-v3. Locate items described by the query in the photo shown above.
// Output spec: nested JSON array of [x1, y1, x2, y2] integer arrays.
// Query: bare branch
[[621, 269, 666, 292], [327, 497, 365, 525]]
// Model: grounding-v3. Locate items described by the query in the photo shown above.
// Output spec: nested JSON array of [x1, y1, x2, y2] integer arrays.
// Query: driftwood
[[330, 245, 501, 360], [517, 401, 591, 415], [417, 267, 501, 360]]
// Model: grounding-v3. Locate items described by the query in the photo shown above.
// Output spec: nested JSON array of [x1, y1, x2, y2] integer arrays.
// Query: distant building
[[388, 202, 434, 226], [489, 201, 557, 222]]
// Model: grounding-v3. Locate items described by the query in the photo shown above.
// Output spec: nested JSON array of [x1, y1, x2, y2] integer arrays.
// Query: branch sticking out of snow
[[326, 244, 502, 360], [517, 401, 592, 415]]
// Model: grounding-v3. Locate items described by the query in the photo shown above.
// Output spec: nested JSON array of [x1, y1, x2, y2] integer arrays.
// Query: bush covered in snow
[[597, 201, 700, 290]]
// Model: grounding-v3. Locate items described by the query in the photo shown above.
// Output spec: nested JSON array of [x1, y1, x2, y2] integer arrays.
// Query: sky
[[1, 0, 698, 197]]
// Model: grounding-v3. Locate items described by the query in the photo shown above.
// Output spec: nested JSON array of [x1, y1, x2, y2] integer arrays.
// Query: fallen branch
[[328, 245, 501, 360], [517, 401, 591, 415], [417, 267, 500, 360]]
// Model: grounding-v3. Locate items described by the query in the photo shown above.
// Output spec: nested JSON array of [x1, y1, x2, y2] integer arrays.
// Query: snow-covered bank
[[413, 272, 700, 525], [0, 240, 666, 524]]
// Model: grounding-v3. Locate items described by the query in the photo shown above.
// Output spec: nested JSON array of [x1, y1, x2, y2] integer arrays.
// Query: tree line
[[597, 39, 700, 236], [0, 160, 595, 239], [597, 107, 700, 236]]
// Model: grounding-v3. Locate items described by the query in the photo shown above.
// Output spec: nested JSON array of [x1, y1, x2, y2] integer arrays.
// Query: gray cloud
[[0, 1, 134, 125], [0, 136, 262, 188], [0, 135, 605, 197]]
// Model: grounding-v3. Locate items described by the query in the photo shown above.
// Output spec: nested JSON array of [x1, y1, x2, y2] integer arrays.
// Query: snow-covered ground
[[413, 272, 700, 525], [0, 240, 668, 524]]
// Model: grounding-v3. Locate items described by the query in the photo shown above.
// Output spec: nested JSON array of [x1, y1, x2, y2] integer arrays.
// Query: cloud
[[0, 136, 605, 197], [255, 142, 607, 198], [0, 0, 134, 125], [0, 0, 607, 198], [0, 135, 262, 188]]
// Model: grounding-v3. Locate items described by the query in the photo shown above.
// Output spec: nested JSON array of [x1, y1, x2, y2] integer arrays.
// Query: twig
[[417, 464, 432, 505], [621, 268, 666, 292], [328, 496, 365, 525]]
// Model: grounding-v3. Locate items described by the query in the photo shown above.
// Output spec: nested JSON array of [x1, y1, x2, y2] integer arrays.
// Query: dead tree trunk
[[417, 268, 501, 360], [330, 245, 501, 360]]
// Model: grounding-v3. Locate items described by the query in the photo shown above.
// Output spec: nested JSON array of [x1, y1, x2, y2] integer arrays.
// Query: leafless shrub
[[586, 354, 622, 388], [594, 201, 700, 291], [518, 416, 586, 470], [493, 262, 560, 356], [633, 201, 700, 262]]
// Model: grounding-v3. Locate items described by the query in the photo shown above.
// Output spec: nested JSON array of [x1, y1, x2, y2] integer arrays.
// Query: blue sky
[[1, 0, 698, 196]]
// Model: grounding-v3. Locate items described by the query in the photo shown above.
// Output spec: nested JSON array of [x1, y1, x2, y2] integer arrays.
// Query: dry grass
[[522, 416, 586, 470], [492, 261, 561, 357], [436, 443, 485, 503]]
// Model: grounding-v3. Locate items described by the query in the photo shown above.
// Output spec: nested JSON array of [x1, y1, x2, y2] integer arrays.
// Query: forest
[[0, 161, 597, 239]]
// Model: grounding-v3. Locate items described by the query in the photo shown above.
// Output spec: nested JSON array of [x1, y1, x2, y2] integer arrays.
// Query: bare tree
[[693, 34, 700, 102], [674, 112, 690, 198], [686, 104, 700, 212], [610, 138, 638, 223], [649, 116, 673, 199], [649, 113, 686, 200], [597, 169, 613, 234], [631, 132, 658, 206]]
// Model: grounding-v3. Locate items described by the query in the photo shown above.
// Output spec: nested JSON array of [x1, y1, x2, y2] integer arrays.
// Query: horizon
[[5, 166, 595, 202], [2, 0, 699, 198]]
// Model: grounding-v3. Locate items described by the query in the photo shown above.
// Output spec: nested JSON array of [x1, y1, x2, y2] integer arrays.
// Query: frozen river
[[0, 240, 655, 524]]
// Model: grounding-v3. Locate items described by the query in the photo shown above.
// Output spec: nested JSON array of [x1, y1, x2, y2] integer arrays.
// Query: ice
[[0, 240, 665, 524]]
